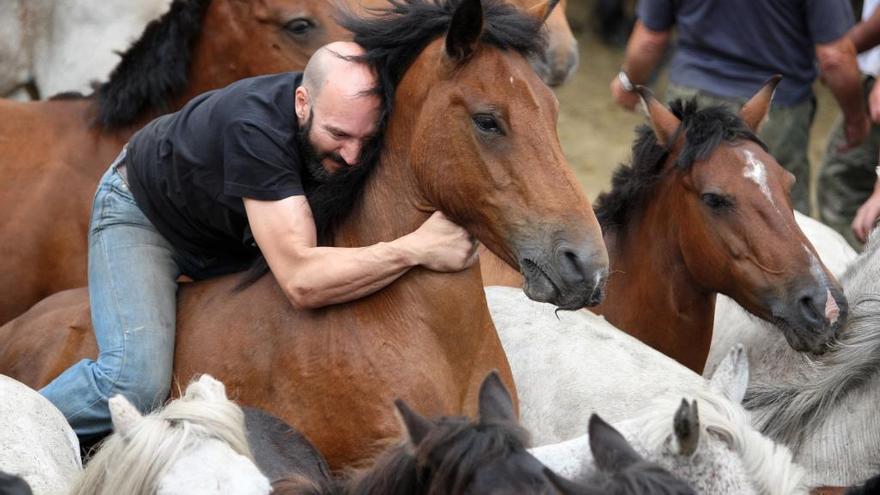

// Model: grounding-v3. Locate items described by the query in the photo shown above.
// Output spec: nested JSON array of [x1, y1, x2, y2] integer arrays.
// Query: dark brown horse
[[0, 0, 608, 469], [0, 0, 351, 325], [481, 78, 847, 373]]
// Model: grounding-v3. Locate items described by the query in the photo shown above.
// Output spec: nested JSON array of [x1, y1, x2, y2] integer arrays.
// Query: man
[[820, 0, 880, 247], [610, 0, 869, 215], [40, 42, 479, 439]]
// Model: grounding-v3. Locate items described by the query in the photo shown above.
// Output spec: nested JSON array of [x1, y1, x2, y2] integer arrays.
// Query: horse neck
[[593, 179, 716, 373]]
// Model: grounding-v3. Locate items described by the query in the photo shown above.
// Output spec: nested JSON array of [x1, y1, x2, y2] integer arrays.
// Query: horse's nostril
[[798, 295, 822, 325]]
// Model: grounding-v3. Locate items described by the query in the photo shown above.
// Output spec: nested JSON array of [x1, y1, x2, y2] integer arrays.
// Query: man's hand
[[611, 76, 640, 111], [842, 113, 871, 151], [852, 180, 880, 242], [404, 211, 479, 272]]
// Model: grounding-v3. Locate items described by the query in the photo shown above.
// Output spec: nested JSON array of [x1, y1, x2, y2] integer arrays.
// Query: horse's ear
[[445, 0, 484, 62], [542, 467, 599, 495], [478, 371, 516, 424], [109, 395, 144, 436], [187, 374, 227, 402], [588, 414, 643, 472], [739, 75, 781, 132], [528, 0, 560, 23], [634, 85, 683, 151], [708, 344, 750, 404], [673, 399, 700, 456], [394, 399, 433, 446]]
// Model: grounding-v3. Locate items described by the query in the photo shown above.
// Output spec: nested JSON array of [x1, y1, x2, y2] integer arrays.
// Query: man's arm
[[848, 7, 880, 54], [244, 196, 478, 310], [610, 21, 671, 111], [816, 36, 870, 150]]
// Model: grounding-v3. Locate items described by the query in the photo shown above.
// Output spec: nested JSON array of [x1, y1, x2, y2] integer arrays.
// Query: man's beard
[[296, 112, 377, 243]]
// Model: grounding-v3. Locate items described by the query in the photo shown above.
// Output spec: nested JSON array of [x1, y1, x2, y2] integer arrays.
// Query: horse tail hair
[[233, 256, 271, 292], [846, 471, 880, 495]]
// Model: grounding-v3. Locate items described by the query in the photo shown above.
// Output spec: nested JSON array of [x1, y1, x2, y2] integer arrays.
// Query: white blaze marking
[[742, 150, 775, 207], [509, 76, 514, 85], [803, 244, 838, 324]]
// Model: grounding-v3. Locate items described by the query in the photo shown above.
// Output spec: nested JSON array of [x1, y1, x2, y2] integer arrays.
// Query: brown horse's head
[[343, 0, 607, 309], [633, 79, 846, 353], [96, 0, 352, 128]]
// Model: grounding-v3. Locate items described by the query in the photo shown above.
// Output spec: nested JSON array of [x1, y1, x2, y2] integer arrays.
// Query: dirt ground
[[557, 10, 839, 213]]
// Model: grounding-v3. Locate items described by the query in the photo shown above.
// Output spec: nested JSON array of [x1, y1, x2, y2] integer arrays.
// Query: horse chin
[[775, 317, 837, 355], [521, 259, 560, 306]]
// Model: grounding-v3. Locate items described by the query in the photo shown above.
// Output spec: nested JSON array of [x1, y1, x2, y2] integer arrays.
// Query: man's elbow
[[284, 282, 323, 311], [817, 39, 857, 75]]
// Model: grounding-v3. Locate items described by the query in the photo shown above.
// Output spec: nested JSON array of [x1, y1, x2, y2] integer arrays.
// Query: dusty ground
[[557, 19, 838, 213]]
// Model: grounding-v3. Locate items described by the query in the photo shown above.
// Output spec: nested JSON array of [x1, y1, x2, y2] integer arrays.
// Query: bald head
[[295, 41, 382, 175], [301, 41, 376, 104]]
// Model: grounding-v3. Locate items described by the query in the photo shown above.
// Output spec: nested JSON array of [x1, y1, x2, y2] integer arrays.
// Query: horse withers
[[0, 0, 607, 469], [482, 76, 847, 372]]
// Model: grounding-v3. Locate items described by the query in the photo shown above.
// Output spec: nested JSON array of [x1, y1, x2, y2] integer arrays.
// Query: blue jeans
[[40, 148, 213, 438]]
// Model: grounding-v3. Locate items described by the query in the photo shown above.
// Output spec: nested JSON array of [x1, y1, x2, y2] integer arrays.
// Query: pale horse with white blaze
[[0, 0, 171, 99], [0, 375, 81, 495], [702, 227, 880, 486], [69, 374, 271, 495], [486, 287, 808, 494]]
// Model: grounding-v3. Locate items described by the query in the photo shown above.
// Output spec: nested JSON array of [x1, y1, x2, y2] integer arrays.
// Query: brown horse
[[481, 78, 847, 373], [0, 0, 352, 325], [0, 0, 608, 469], [0, 0, 577, 326]]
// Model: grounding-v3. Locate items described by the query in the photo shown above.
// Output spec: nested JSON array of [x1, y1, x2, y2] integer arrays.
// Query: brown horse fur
[[0, 0, 351, 325], [481, 78, 847, 373], [0, 0, 608, 469]]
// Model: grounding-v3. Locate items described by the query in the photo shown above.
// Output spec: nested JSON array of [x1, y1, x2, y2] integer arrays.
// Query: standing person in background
[[611, 0, 869, 215], [819, 1, 880, 247]]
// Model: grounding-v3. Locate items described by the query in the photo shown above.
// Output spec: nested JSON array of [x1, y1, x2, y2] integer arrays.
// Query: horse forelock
[[745, 234, 880, 454], [635, 391, 805, 495], [95, 0, 212, 128], [594, 98, 765, 233], [70, 377, 250, 495]]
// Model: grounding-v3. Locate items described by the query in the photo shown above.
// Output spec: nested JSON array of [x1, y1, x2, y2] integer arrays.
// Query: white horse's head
[[70, 374, 270, 495], [619, 346, 807, 495]]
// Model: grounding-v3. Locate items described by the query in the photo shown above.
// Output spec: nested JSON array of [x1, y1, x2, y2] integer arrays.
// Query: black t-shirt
[[127, 72, 305, 263]]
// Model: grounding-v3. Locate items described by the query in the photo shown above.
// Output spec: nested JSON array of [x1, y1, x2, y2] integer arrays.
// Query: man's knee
[[97, 360, 173, 413]]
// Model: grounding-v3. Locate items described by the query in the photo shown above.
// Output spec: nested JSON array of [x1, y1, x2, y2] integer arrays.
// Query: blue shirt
[[638, 0, 855, 106]]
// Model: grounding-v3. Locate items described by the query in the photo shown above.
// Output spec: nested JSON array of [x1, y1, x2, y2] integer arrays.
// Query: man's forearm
[[818, 38, 866, 122], [276, 239, 418, 310], [848, 7, 880, 53], [622, 21, 671, 84]]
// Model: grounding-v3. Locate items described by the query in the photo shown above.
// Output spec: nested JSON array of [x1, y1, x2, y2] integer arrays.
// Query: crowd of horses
[[0, 0, 878, 494]]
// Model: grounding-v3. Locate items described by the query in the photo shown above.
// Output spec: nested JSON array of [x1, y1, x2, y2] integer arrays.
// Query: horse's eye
[[473, 114, 503, 136], [701, 193, 732, 210], [284, 18, 316, 36]]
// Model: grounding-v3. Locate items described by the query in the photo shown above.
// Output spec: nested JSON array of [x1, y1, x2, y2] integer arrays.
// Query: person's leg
[[818, 79, 880, 248], [757, 98, 815, 215], [40, 155, 181, 439]]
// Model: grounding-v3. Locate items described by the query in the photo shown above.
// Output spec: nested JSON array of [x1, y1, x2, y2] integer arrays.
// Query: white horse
[[528, 345, 807, 494], [0, 375, 81, 495], [486, 286, 808, 493], [706, 227, 880, 486], [0, 0, 171, 99], [69, 374, 271, 495], [706, 212, 858, 382]]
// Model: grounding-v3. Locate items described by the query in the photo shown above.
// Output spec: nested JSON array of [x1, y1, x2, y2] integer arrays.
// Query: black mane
[[594, 98, 766, 233], [95, 0, 211, 128], [273, 413, 535, 495]]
